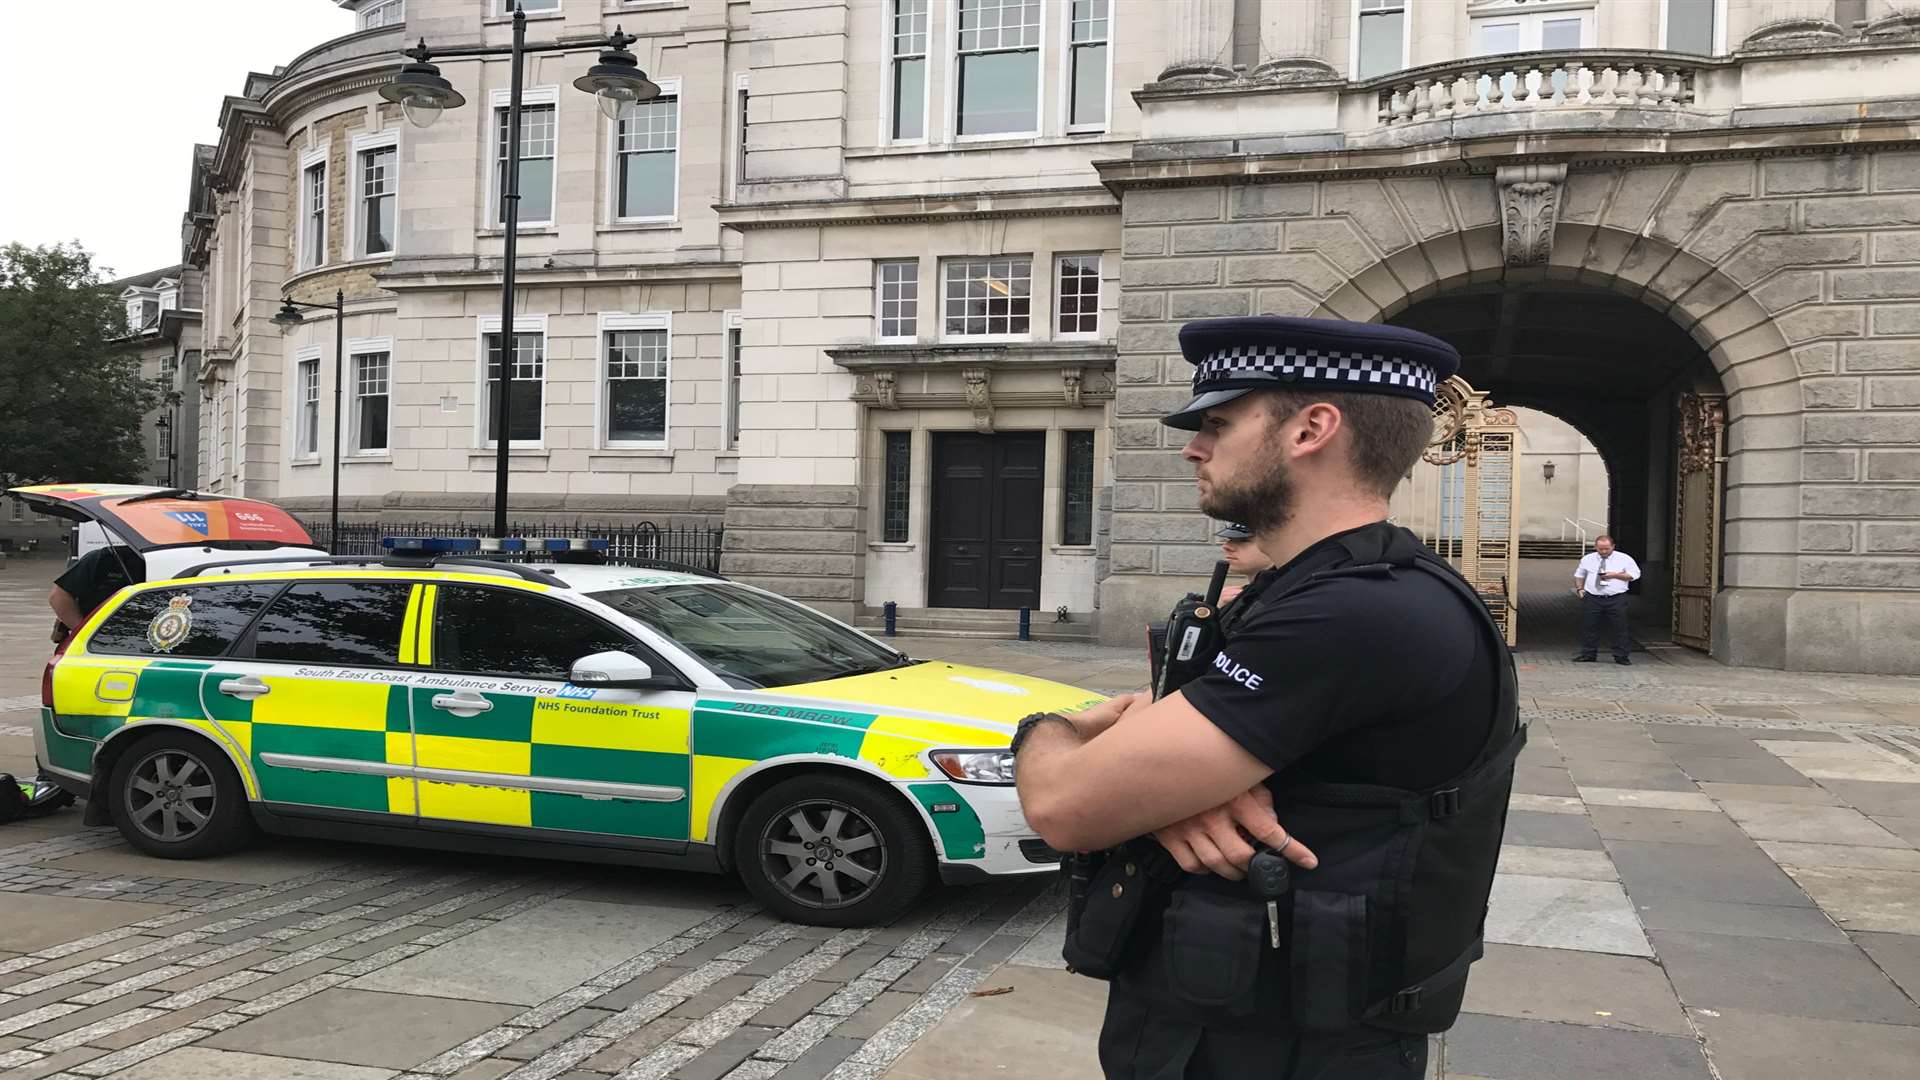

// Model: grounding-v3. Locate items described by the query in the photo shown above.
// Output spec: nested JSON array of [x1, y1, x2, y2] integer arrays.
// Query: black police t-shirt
[[1181, 523, 1495, 791], [54, 547, 147, 617]]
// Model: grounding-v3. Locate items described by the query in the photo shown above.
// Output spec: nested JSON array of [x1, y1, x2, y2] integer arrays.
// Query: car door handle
[[217, 676, 271, 700], [431, 692, 493, 714]]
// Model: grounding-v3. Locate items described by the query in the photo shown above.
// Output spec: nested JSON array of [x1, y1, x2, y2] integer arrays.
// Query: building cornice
[[373, 258, 744, 291], [719, 187, 1119, 229], [1094, 116, 1920, 190]]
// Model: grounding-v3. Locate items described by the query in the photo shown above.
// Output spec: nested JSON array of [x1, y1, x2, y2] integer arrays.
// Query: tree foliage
[[0, 242, 161, 486]]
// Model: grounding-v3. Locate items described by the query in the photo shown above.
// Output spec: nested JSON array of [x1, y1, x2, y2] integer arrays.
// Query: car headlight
[[930, 749, 1016, 784]]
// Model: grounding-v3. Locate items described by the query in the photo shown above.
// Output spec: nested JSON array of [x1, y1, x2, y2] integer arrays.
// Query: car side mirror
[[569, 650, 681, 690]]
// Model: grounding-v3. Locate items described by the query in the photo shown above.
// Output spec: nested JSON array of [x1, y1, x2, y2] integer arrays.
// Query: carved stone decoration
[[1496, 164, 1567, 266], [1063, 367, 1084, 408], [874, 370, 897, 410], [963, 367, 993, 432], [1676, 392, 1727, 475]]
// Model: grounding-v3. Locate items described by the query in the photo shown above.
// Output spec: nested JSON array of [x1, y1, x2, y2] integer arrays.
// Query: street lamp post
[[156, 413, 175, 487], [271, 290, 346, 552], [381, 2, 658, 538]]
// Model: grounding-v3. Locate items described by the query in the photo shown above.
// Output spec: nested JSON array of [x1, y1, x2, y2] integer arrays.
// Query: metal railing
[[299, 519, 724, 574], [1559, 517, 1609, 544]]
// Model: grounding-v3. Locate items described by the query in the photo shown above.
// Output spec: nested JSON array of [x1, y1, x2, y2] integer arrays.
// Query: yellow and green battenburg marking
[[46, 658, 1012, 861]]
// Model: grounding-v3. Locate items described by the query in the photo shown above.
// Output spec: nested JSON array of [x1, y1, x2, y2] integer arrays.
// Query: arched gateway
[[1099, 138, 1920, 674]]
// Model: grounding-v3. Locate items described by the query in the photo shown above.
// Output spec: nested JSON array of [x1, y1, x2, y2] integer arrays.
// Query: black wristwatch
[[1011, 711, 1071, 757]]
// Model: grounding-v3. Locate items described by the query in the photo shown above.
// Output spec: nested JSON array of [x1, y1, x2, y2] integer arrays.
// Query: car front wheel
[[733, 773, 933, 927], [109, 732, 255, 858]]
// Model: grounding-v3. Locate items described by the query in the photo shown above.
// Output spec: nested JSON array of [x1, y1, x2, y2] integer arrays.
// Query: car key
[[1248, 845, 1291, 949]]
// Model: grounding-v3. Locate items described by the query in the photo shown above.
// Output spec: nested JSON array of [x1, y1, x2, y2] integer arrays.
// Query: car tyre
[[109, 732, 255, 859], [734, 773, 933, 927]]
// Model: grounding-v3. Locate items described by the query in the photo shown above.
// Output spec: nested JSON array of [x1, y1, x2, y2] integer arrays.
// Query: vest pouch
[[1289, 889, 1370, 1033], [1160, 889, 1265, 1011], [1062, 851, 1150, 979]]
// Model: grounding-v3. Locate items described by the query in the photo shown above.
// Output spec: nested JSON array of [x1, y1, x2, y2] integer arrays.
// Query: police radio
[[1150, 560, 1231, 700]]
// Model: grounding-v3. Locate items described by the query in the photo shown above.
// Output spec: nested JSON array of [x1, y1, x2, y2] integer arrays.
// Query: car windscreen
[[589, 584, 910, 689]]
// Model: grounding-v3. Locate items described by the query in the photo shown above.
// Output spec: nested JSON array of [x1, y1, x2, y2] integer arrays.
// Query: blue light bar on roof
[[382, 536, 481, 554], [476, 537, 527, 553], [534, 538, 611, 552]]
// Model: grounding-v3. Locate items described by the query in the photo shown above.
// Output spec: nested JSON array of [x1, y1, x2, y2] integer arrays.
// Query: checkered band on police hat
[[1193, 344, 1439, 400]]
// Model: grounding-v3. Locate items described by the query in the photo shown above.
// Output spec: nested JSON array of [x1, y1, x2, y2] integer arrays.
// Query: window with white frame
[[876, 260, 919, 341], [300, 157, 327, 269], [615, 92, 678, 220], [479, 320, 545, 446], [494, 95, 556, 226], [1663, 0, 1717, 54], [890, 1, 928, 141], [352, 349, 391, 453], [1471, 2, 1592, 54], [1354, 0, 1406, 80], [725, 315, 742, 450], [956, 0, 1041, 137], [500, 0, 559, 13], [942, 257, 1031, 338], [730, 74, 749, 201], [1067, 0, 1110, 131], [601, 316, 670, 447], [1056, 255, 1100, 336], [295, 356, 321, 458], [359, 142, 397, 257], [157, 285, 178, 312], [156, 423, 169, 461], [360, 0, 403, 29]]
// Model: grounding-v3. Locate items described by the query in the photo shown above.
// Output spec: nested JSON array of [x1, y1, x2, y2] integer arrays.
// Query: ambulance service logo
[[147, 595, 195, 653]]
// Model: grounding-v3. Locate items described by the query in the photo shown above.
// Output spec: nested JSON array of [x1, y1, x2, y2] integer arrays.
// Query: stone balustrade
[[1373, 52, 1702, 127]]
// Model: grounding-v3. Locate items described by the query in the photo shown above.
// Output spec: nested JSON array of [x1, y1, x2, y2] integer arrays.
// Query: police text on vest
[[1212, 652, 1263, 690]]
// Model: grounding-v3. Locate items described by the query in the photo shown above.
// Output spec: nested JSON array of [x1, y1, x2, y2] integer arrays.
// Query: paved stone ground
[[4, 555, 1920, 1079]]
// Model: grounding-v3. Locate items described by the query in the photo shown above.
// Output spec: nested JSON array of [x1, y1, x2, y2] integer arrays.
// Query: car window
[[249, 582, 413, 667], [86, 583, 280, 658], [589, 584, 909, 689], [435, 586, 636, 680]]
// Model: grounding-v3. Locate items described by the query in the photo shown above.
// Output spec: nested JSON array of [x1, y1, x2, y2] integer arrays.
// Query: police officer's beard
[[1200, 452, 1295, 535]]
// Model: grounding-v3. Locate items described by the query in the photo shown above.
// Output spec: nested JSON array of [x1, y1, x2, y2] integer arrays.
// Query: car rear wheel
[[733, 773, 932, 927], [109, 733, 255, 859]]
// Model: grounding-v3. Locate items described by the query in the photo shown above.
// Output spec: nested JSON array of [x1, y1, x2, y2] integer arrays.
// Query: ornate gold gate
[[1672, 392, 1726, 651], [1391, 377, 1521, 646]]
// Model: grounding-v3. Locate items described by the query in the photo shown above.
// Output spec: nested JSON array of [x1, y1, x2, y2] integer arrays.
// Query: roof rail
[[176, 553, 568, 587]]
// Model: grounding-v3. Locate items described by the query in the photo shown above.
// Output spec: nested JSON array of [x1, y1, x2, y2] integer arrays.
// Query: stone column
[[1742, 1, 1844, 48], [1254, 0, 1337, 82], [1158, 0, 1237, 82]]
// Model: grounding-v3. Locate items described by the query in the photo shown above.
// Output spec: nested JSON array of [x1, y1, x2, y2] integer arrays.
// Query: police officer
[[1014, 316, 1521, 1079], [1213, 521, 1274, 627]]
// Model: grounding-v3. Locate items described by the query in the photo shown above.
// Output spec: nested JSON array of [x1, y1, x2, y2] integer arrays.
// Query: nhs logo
[[554, 684, 599, 700]]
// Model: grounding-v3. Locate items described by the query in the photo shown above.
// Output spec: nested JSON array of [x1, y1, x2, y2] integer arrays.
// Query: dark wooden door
[[929, 432, 1044, 609]]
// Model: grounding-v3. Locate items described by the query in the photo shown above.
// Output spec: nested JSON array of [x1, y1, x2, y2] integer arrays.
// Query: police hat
[[1215, 522, 1253, 541], [1162, 316, 1462, 431]]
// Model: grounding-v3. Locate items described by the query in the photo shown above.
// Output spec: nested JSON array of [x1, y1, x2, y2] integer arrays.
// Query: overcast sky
[[1, 1, 357, 284]]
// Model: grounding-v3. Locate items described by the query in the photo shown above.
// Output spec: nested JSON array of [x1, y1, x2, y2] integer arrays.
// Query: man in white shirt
[[1573, 534, 1640, 664]]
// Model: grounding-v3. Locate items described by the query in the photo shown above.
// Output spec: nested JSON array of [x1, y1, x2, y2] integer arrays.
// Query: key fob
[[1248, 847, 1291, 899]]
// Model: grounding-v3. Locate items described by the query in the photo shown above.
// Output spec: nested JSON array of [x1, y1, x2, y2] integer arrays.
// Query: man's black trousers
[[1579, 593, 1630, 661]]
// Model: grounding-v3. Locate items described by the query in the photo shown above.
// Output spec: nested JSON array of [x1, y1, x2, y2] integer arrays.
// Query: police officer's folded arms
[[1011, 317, 1523, 1080]]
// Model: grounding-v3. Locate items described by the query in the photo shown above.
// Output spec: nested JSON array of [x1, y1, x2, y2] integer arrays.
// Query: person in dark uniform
[[48, 544, 146, 643], [1213, 521, 1273, 607], [1013, 316, 1521, 1079]]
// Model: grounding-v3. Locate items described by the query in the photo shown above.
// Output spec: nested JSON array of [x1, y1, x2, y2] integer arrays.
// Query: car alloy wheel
[[123, 748, 219, 844], [759, 798, 888, 910]]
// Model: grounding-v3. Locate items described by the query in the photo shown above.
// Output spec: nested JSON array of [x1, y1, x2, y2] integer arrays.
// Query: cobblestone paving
[[0, 826, 1063, 1080]]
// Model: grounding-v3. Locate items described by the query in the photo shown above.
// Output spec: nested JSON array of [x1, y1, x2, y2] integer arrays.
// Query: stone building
[[112, 264, 204, 492], [180, 0, 1920, 674]]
